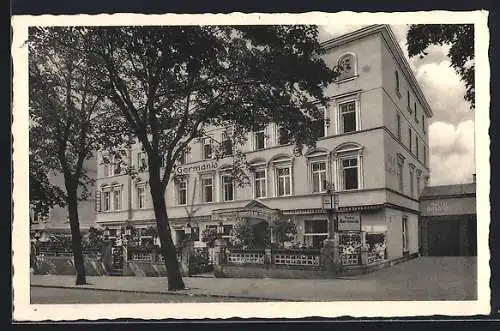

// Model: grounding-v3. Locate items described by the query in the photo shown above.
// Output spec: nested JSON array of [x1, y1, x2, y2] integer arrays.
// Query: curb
[[30, 284, 299, 302]]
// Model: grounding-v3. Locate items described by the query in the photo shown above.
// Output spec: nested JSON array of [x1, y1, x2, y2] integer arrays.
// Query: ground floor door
[[427, 220, 460, 256]]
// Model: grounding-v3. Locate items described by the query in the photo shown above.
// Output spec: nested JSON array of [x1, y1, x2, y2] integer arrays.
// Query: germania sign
[[338, 212, 361, 231], [176, 161, 219, 175]]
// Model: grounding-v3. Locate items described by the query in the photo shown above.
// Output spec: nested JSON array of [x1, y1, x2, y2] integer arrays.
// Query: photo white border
[[12, 11, 490, 321]]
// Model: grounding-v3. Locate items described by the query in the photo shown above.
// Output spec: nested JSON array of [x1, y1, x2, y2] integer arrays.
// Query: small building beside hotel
[[419, 181, 477, 256]]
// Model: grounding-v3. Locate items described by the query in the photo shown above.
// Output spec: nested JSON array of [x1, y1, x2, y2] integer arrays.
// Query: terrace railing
[[226, 249, 265, 265]]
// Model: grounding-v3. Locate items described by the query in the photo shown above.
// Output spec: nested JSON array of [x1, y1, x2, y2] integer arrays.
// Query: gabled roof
[[321, 24, 433, 118], [243, 199, 274, 210], [420, 183, 476, 200]]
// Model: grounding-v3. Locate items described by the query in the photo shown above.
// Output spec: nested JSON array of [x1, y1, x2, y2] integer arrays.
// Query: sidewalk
[[30, 257, 477, 301]]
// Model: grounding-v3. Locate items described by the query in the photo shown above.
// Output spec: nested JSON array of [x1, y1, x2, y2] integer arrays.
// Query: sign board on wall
[[338, 212, 361, 231], [176, 161, 218, 175]]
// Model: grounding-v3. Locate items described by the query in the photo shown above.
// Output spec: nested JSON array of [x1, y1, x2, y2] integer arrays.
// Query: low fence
[[225, 248, 321, 268]]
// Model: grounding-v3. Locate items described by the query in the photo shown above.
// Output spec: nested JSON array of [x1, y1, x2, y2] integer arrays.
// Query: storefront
[[419, 183, 476, 256]]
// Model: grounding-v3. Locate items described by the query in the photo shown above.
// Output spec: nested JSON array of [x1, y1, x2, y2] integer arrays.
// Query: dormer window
[[337, 53, 357, 81]]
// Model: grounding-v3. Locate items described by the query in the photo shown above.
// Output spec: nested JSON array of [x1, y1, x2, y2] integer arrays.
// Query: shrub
[[201, 228, 220, 248], [189, 248, 213, 275]]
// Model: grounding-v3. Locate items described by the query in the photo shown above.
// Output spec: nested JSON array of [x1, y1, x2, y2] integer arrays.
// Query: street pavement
[[30, 257, 477, 302], [31, 287, 270, 304]]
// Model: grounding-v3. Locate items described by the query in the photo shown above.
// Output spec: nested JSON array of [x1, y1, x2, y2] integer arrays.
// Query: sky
[[318, 25, 476, 186]]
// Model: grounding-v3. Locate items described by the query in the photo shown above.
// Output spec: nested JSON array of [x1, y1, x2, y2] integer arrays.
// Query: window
[[276, 167, 292, 196], [254, 130, 265, 150], [397, 155, 405, 192], [409, 165, 415, 198], [395, 71, 400, 95], [423, 146, 427, 166], [334, 143, 364, 191], [254, 169, 267, 198], [103, 191, 111, 211], [402, 216, 409, 253], [407, 90, 411, 112], [416, 139, 419, 160], [339, 101, 357, 134], [396, 113, 401, 140], [222, 174, 234, 201], [179, 149, 188, 164], [137, 152, 147, 170], [112, 189, 122, 210], [222, 225, 233, 239], [191, 226, 200, 241], [221, 130, 233, 156], [341, 158, 358, 190], [304, 219, 328, 249], [103, 162, 111, 177], [137, 186, 146, 209], [113, 154, 123, 175], [311, 162, 327, 193], [101, 184, 122, 211], [202, 138, 213, 160], [337, 53, 356, 81], [408, 127, 412, 152], [202, 177, 214, 203], [414, 102, 418, 121], [422, 114, 426, 133], [177, 178, 187, 205], [416, 170, 422, 196], [277, 127, 290, 145]]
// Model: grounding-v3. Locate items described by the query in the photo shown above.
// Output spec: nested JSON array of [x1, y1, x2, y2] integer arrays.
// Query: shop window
[[303, 219, 328, 248], [366, 232, 387, 260]]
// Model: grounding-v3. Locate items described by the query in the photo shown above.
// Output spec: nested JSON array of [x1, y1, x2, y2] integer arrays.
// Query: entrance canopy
[[212, 200, 281, 224]]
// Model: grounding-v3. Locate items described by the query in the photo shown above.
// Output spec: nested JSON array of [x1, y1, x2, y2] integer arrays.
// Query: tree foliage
[[28, 27, 127, 285], [407, 24, 474, 109], [272, 218, 297, 247], [200, 228, 220, 248]]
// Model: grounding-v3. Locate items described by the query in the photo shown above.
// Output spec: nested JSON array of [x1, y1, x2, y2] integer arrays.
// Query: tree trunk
[[67, 189, 87, 285], [150, 183, 185, 290]]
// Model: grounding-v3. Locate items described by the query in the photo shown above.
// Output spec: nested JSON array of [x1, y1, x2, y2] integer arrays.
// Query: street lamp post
[[321, 184, 341, 272], [322, 184, 340, 240]]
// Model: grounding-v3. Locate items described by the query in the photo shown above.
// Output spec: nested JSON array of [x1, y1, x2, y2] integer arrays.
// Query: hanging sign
[[338, 212, 361, 231]]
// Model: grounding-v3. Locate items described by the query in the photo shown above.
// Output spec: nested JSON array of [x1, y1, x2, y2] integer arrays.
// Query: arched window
[[332, 143, 364, 191], [269, 154, 293, 197], [337, 53, 357, 81], [305, 148, 330, 193]]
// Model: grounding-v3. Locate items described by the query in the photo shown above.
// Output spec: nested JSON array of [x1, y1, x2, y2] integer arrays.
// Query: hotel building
[[95, 25, 432, 260]]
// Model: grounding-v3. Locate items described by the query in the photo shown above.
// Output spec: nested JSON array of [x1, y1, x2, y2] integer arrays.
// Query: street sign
[[322, 195, 333, 210]]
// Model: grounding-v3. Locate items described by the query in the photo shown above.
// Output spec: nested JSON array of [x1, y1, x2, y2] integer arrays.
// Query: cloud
[[428, 120, 475, 185]]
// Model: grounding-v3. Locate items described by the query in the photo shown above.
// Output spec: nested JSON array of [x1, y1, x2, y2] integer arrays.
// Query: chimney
[[472, 173, 476, 183]]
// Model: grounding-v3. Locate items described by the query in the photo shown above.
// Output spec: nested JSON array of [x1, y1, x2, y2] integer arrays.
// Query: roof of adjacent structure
[[420, 183, 476, 200]]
